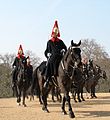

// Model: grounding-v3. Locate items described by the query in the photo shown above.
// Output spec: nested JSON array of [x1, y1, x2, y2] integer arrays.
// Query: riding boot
[[12, 68, 17, 88], [12, 75, 16, 88], [12, 78, 16, 88]]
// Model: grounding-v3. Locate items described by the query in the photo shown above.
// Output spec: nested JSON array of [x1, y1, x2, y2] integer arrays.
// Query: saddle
[[38, 61, 47, 75]]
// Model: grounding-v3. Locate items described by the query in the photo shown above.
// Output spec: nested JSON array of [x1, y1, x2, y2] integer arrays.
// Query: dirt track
[[0, 93, 110, 120]]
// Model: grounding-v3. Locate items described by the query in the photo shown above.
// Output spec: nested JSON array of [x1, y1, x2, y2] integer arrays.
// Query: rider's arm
[[12, 57, 17, 67], [44, 40, 52, 58]]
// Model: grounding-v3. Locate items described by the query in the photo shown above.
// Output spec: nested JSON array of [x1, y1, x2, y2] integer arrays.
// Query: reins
[[60, 46, 80, 78]]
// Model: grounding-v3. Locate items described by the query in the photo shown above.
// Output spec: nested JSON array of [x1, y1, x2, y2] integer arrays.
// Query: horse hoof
[[69, 111, 75, 118], [78, 100, 82, 102], [58, 99, 62, 103], [62, 110, 67, 115], [82, 99, 85, 101], [40, 102, 43, 104], [23, 104, 27, 107], [42, 107, 50, 113], [17, 103, 21, 106], [52, 100, 56, 102]]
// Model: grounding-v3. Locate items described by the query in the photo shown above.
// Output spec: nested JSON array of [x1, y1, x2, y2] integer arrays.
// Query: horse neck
[[62, 52, 75, 71], [94, 74, 101, 82]]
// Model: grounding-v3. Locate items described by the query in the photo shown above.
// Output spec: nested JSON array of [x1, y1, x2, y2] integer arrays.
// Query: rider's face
[[52, 27, 58, 38], [18, 49, 23, 55]]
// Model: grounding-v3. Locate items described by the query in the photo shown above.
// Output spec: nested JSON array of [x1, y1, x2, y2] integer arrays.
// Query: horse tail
[[31, 67, 41, 96]]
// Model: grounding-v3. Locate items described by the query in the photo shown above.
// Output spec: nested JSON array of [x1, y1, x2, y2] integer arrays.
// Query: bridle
[[69, 46, 81, 67], [61, 46, 81, 77], [18, 58, 27, 81]]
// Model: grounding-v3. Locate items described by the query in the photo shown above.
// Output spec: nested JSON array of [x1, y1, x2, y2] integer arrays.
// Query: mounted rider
[[82, 56, 89, 78], [44, 20, 67, 88], [12, 44, 26, 87], [26, 56, 33, 84]]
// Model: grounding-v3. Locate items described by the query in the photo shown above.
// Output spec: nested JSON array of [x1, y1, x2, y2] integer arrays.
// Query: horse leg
[[90, 86, 94, 98], [42, 88, 50, 113], [77, 90, 82, 102], [51, 87, 56, 102], [22, 90, 27, 107], [72, 91, 77, 103], [14, 85, 18, 97], [52, 94, 55, 102], [12, 85, 16, 97], [81, 88, 85, 101], [56, 92, 62, 103], [85, 87, 91, 99], [42, 94, 49, 113], [92, 86, 97, 98], [65, 93, 75, 118], [16, 86, 21, 106], [29, 95, 34, 101], [61, 96, 67, 115], [38, 92, 43, 104]]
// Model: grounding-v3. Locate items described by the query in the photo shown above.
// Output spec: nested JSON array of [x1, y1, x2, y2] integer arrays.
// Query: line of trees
[[81, 39, 110, 92], [0, 39, 110, 97], [0, 51, 41, 97]]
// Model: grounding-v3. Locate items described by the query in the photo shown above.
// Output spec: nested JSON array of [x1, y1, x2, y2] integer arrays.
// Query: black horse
[[32, 61, 62, 104], [32, 40, 82, 118], [84, 61, 107, 98], [13, 58, 31, 106], [71, 67, 85, 102], [88, 65, 107, 98]]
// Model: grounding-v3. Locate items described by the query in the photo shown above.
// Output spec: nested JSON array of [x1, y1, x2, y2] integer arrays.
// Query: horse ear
[[77, 40, 81, 46], [71, 40, 81, 46], [71, 40, 74, 46], [26, 56, 29, 59]]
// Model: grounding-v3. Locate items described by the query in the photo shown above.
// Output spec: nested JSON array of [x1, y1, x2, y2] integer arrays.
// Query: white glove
[[47, 53, 51, 57], [61, 49, 65, 53]]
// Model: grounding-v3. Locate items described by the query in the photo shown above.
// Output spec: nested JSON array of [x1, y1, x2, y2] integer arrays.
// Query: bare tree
[[0, 53, 15, 68], [80, 39, 110, 92], [25, 50, 41, 69], [0, 51, 41, 69], [81, 39, 109, 60], [0, 51, 41, 97]]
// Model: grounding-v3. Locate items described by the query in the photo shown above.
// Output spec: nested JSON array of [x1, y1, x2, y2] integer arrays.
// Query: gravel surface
[[0, 93, 110, 120]]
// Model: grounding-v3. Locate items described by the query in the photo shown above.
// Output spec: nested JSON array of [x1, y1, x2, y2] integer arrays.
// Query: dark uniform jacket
[[45, 39, 67, 58], [27, 64, 33, 79], [44, 38, 67, 77], [12, 56, 26, 82], [13, 56, 26, 68]]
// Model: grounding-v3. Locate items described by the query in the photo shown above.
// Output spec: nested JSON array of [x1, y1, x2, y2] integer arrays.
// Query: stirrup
[[43, 82, 48, 88], [43, 79, 49, 88], [51, 77, 58, 87], [64, 69, 68, 75]]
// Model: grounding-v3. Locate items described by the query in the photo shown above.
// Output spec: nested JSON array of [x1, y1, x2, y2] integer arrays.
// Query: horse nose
[[77, 59, 82, 66]]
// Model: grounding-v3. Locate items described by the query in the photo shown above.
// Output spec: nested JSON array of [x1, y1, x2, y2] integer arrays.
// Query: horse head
[[17, 57, 28, 82], [94, 65, 107, 80], [102, 70, 107, 80], [69, 40, 82, 67]]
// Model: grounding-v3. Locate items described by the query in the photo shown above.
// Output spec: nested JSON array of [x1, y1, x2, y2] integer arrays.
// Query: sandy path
[[0, 93, 110, 120]]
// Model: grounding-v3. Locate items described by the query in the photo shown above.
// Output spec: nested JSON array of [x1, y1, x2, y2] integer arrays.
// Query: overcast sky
[[0, 0, 110, 60]]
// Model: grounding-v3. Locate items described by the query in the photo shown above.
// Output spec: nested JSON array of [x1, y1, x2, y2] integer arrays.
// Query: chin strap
[[61, 60, 65, 70]]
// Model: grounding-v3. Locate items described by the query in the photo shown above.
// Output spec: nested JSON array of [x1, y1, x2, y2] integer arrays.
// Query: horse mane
[[63, 47, 71, 61], [63, 46, 81, 62]]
